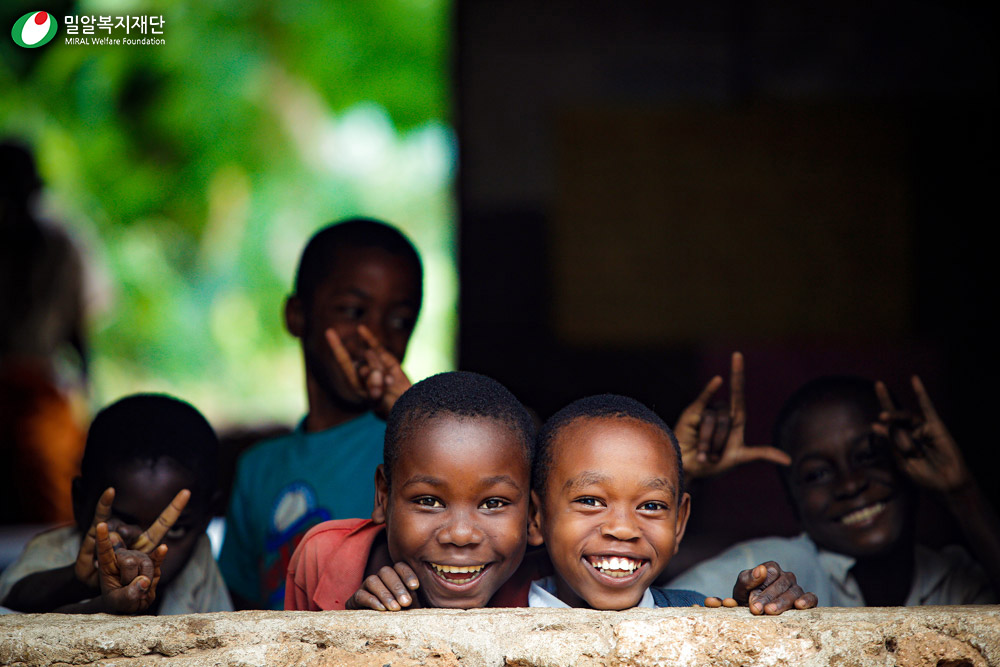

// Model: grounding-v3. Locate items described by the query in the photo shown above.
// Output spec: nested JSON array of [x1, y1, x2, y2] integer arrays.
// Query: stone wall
[[2, 606, 998, 666]]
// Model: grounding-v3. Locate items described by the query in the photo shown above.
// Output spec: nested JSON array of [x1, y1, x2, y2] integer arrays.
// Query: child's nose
[[599, 508, 641, 541], [833, 468, 870, 500], [108, 521, 142, 547], [437, 513, 484, 547]]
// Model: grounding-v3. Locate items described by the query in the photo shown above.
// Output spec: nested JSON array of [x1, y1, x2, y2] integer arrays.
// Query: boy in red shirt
[[285, 371, 536, 610]]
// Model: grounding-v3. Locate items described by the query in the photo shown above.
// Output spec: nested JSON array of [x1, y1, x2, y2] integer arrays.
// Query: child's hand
[[674, 352, 790, 478], [874, 376, 970, 494], [732, 562, 817, 615], [346, 563, 420, 611], [95, 522, 166, 614], [326, 325, 412, 419], [75, 487, 116, 587]]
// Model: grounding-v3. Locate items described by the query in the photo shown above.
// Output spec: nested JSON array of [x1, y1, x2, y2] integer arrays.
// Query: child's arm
[[875, 376, 1000, 599], [731, 562, 818, 615], [325, 325, 411, 420], [674, 352, 790, 478], [346, 563, 421, 611]]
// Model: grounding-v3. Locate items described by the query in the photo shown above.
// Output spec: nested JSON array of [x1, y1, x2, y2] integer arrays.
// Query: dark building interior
[[455, 1, 996, 576]]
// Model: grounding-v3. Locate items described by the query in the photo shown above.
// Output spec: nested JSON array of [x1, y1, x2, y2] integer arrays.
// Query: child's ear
[[527, 490, 545, 547], [284, 295, 304, 338], [371, 464, 389, 525], [673, 491, 692, 555]]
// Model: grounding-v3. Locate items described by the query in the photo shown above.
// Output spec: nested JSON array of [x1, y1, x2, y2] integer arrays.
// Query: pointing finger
[[911, 376, 941, 424], [133, 489, 190, 552]]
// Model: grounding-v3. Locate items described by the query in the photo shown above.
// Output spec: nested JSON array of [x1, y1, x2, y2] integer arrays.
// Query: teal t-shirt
[[218, 412, 385, 609]]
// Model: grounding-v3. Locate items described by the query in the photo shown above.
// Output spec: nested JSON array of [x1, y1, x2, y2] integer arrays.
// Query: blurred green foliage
[[1, 0, 456, 427]]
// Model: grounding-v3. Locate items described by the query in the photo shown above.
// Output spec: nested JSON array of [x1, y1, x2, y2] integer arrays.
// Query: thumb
[[738, 446, 792, 467]]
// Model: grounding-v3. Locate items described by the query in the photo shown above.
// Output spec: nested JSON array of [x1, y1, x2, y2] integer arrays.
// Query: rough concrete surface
[[1, 606, 998, 666]]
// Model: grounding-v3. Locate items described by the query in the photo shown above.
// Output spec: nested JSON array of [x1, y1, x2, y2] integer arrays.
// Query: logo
[[11, 11, 57, 48]]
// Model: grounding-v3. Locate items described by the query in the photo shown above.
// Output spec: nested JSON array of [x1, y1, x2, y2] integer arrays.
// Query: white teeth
[[841, 502, 886, 526], [588, 556, 641, 576], [431, 563, 485, 575]]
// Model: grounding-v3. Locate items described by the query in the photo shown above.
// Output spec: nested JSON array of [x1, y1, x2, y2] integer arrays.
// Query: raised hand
[[326, 325, 412, 419], [733, 562, 817, 615], [95, 522, 166, 614], [674, 352, 790, 478], [346, 562, 421, 611], [75, 487, 116, 587], [874, 376, 970, 493]]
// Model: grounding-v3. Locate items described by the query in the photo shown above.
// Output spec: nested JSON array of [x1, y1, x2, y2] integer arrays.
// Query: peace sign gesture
[[326, 325, 412, 419], [873, 376, 970, 493], [675, 352, 791, 478], [94, 522, 167, 614], [74, 487, 191, 587]]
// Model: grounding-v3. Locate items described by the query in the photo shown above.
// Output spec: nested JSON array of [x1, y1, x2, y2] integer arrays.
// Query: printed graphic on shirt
[[263, 481, 331, 607]]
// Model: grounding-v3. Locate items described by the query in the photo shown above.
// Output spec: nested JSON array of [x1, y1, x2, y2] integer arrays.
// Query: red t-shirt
[[284, 518, 548, 610]]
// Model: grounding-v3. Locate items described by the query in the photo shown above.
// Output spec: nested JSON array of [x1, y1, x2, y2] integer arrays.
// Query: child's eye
[[414, 497, 444, 508], [479, 497, 509, 510], [799, 465, 833, 486], [335, 305, 364, 320], [638, 501, 668, 512], [573, 497, 605, 508], [166, 526, 188, 540]]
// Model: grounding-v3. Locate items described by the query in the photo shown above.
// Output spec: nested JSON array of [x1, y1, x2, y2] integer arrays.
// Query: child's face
[[788, 400, 911, 558], [530, 416, 690, 610], [373, 415, 530, 608], [292, 246, 420, 408], [87, 458, 209, 588]]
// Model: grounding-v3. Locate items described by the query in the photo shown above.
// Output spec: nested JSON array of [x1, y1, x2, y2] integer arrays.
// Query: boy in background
[[0, 394, 230, 614], [286, 371, 535, 611], [669, 376, 999, 605], [221, 218, 422, 609]]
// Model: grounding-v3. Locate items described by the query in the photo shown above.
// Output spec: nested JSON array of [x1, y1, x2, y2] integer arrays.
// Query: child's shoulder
[[294, 518, 383, 563], [649, 586, 706, 608]]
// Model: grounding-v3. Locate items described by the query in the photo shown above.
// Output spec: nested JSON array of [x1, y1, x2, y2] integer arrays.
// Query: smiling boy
[[285, 371, 536, 610], [528, 394, 816, 612], [670, 376, 1000, 606]]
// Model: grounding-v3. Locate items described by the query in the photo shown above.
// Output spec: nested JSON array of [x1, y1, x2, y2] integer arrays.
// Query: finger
[[696, 411, 717, 461], [736, 445, 792, 468], [325, 328, 364, 394], [379, 565, 413, 607], [709, 412, 730, 462], [875, 380, 896, 413], [122, 575, 151, 610], [395, 563, 420, 590], [363, 349, 386, 400], [149, 545, 166, 601], [911, 376, 942, 424], [95, 522, 120, 579], [364, 574, 401, 611], [704, 597, 723, 608], [357, 325, 384, 353], [729, 352, 746, 425], [722, 597, 738, 607], [133, 489, 191, 552], [794, 592, 818, 609], [92, 487, 115, 527], [761, 584, 805, 615], [118, 551, 141, 585], [351, 590, 387, 611]]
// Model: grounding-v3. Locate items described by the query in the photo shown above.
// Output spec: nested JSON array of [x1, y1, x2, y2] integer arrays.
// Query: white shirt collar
[[528, 575, 655, 609]]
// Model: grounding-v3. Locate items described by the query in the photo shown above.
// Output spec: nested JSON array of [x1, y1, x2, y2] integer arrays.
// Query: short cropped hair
[[773, 375, 880, 456], [294, 217, 422, 308], [384, 371, 535, 485], [80, 394, 219, 504], [534, 394, 683, 496]]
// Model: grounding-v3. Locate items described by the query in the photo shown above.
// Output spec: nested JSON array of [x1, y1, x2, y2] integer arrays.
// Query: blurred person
[[220, 218, 422, 609], [0, 139, 87, 525], [669, 375, 1000, 605]]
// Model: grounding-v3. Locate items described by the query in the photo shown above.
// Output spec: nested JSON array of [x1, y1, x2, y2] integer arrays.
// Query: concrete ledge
[[2, 606, 998, 666]]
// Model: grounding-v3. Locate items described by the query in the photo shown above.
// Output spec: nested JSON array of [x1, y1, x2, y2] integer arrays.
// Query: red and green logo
[[11, 11, 58, 48]]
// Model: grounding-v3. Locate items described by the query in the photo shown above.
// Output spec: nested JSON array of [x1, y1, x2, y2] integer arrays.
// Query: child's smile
[[530, 416, 690, 610], [374, 415, 530, 608]]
